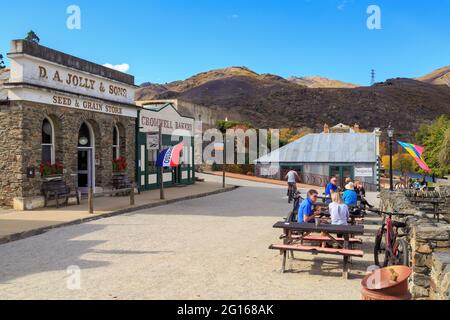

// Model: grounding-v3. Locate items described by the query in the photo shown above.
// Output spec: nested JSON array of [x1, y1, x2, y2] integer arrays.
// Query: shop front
[[0, 40, 138, 209], [136, 103, 195, 191]]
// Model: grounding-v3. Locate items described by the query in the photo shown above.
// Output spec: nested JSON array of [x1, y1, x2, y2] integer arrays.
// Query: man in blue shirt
[[325, 177, 338, 204], [342, 182, 358, 207], [298, 190, 321, 223]]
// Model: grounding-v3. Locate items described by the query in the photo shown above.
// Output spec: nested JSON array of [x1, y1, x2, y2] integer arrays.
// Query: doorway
[[77, 122, 95, 194], [329, 165, 354, 188]]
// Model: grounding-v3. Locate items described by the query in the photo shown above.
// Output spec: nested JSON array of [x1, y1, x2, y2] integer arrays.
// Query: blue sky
[[1, 0, 449, 85]]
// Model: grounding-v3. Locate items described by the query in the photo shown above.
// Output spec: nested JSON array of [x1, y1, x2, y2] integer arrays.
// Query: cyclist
[[285, 168, 299, 198]]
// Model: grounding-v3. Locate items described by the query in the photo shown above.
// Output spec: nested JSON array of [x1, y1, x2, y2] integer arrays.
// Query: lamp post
[[387, 123, 394, 191]]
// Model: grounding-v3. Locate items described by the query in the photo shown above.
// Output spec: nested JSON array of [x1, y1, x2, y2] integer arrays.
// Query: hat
[[345, 182, 355, 190]]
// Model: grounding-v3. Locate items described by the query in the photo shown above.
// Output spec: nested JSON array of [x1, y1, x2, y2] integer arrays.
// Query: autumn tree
[[416, 115, 450, 176]]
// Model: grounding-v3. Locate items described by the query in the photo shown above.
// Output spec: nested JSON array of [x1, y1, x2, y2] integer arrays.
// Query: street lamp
[[387, 123, 394, 191]]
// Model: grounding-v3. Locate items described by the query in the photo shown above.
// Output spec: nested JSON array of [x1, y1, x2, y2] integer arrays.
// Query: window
[[42, 118, 55, 164], [112, 125, 120, 160]]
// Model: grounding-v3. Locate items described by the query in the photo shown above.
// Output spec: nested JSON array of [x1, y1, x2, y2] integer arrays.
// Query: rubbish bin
[[361, 266, 412, 300]]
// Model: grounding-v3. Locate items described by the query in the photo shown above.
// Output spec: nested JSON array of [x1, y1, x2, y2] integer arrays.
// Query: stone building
[[0, 40, 138, 209]]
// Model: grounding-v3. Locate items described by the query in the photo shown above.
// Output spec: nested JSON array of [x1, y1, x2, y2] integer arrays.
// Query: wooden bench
[[271, 221, 365, 279], [269, 243, 364, 279], [42, 180, 80, 208], [281, 234, 363, 244]]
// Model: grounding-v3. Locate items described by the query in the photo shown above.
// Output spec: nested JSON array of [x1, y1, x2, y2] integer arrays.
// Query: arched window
[[42, 118, 55, 164], [112, 125, 120, 160]]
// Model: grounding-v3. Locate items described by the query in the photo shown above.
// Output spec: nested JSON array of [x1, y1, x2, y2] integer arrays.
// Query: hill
[[287, 76, 359, 88], [416, 66, 450, 86], [136, 67, 450, 139]]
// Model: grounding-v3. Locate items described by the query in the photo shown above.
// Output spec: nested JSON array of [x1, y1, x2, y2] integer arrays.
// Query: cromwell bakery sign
[[140, 105, 194, 136]]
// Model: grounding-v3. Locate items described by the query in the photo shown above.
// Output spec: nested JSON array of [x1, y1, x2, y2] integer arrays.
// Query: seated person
[[329, 192, 349, 226], [298, 189, 321, 224], [324, 177, 338, 204], [342, 182, 358, 207]]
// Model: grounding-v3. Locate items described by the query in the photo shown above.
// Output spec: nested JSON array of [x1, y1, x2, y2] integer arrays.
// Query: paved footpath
[[0, 174, 380, 300], [0, 182, 234, 244]]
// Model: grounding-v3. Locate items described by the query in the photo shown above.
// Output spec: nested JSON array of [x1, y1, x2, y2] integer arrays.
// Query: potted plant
[[112, 156, 128, 175], [40, 162, 64, 181], [112, 157, 130, 190]]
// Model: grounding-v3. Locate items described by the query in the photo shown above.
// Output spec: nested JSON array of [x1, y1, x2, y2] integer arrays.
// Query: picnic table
[[269, 221, 364, 279], [409, 198, 447, 222]]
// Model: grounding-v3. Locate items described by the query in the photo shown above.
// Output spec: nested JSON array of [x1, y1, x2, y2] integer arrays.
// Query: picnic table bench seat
[[269, 243, 363, 279], [281, 234, 363, 244]]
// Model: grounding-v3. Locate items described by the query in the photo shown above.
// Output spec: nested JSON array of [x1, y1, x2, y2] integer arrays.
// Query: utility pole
[[371, 69, 376, 86], [159, 124, 165, 200], [222, 132, 226, 188]]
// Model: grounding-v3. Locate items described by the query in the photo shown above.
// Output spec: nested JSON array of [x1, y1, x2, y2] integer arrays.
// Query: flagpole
[[159, 124, 165, 200]]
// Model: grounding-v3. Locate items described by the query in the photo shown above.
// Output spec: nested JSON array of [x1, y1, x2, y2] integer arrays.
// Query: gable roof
[[256, 132, 378, 164]]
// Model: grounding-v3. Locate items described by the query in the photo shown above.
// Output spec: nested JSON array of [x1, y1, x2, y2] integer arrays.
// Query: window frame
[[42, 117, 55, 165]]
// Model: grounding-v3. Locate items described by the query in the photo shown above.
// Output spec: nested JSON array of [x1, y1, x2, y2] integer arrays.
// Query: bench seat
[[269, 243, 364, 279], [287, 235, 363, 244], [269, 244, 364, 257]]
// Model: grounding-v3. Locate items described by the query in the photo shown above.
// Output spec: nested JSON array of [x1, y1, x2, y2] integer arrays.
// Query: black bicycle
[[369, 208, 413, 267]]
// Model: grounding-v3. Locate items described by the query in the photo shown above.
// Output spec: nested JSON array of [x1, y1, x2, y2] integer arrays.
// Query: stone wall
[[430, 252, 450, 300], [0, 100, 136, 207], [380, 190, 450, 300]]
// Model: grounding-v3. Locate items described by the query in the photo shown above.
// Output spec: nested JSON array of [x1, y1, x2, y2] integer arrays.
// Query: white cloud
[[228, 14, 239, 19], [338, 0, 348, 11], [103, 63, 130, 73]]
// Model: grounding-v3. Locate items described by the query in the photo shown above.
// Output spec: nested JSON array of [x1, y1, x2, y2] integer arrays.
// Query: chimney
[[323, 123, 330, 134], [354, 123, 360, 133]]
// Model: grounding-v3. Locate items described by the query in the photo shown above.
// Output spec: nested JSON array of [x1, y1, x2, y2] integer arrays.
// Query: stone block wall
[[0, 100, 136, 207], [430, 252, 450, 300], [380, 190, 450, 300]]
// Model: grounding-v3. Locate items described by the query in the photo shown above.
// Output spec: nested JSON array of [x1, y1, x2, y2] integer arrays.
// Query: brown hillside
[[416, 66, 450, 86], [136, 68, 450, 140]]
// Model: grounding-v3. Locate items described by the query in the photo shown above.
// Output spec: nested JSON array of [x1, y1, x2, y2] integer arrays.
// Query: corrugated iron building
[[255, 126, 382, 191]]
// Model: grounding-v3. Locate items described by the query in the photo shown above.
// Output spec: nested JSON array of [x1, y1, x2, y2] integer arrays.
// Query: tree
[[25, 30, 40, 43], [382, 153, 418, 175], [416, 115, 450, 176], [439, 128, 450, 167], [0, 54, 5, 69]]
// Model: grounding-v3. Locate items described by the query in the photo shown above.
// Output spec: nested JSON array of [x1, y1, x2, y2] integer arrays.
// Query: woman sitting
[[329, 192, 349, 226]]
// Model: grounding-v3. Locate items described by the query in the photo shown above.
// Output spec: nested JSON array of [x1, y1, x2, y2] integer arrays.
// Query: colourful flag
[[156, 144, 184, 168], [397, 141, 432, 173]]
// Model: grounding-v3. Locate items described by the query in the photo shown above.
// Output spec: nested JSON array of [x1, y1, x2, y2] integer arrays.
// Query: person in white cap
[[342, 182, 358, 207]]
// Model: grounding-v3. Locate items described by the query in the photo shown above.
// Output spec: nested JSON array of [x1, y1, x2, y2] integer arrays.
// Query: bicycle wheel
[[391, 238, 410, 266], [374, 228, 387, 267]]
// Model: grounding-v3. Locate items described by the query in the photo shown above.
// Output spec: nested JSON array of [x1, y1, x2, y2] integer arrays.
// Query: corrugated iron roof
[[256, 132, 378, 163]]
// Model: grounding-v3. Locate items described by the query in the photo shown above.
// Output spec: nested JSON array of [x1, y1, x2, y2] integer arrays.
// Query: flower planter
[[43, 175, 63, 182]]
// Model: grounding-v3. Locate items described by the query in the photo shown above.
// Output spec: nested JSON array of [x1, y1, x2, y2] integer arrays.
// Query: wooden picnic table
[[409, 198, 447, 222], [271, 221, 364, 279]]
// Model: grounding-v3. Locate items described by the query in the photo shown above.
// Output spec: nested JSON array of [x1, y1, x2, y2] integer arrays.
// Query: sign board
[[7, 87, 137, 118], [7, 54, 135, 105], [355, 167, 373, 177], [147, 133, 159, 150], [140, 105, 194, 136]]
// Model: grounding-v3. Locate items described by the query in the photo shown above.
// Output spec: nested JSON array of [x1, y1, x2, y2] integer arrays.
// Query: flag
[[397, 141, 432, 173], [156, 144, 184, 167]]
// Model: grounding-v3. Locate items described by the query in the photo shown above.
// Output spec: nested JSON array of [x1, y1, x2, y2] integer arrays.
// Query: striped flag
[[156, 144, 184, 168], [397, 141, 432, 173]]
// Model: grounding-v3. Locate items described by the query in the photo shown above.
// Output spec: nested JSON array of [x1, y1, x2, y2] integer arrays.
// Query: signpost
[[214, 140, 226, 188], [158, 125, 165, 200]]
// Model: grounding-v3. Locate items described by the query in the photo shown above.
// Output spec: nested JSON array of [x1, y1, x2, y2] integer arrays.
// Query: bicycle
[[369, 208, 414, 267], [287, 183, 298, 204]]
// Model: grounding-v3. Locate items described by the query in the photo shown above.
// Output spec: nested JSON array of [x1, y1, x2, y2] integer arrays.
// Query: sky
[[1, 0, 449, 85]]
